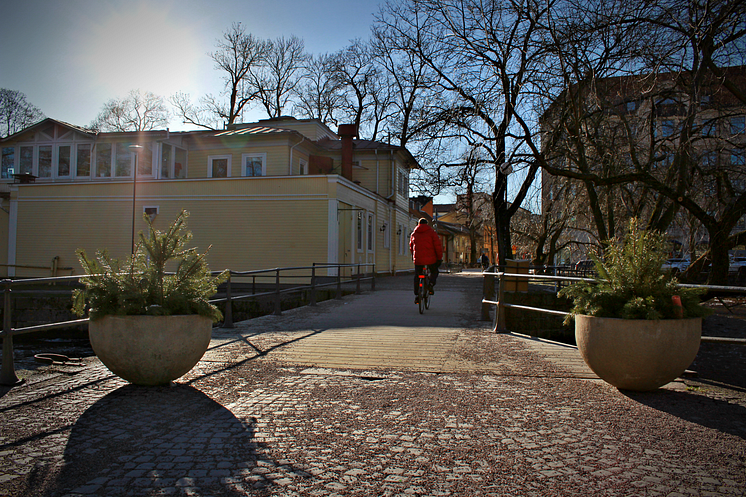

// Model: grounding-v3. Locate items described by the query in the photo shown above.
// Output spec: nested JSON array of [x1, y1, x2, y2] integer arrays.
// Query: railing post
[[1, 280, 21, 386], [336, 266, 342, 299], [494, 271, 507, 333], [252, 275, 256, 295], [481, 267, 494, 321], [356, 264, 361, 295], [223, 271, 234, 329], [274, 269, 282, 315], [310, 264, 317, 306], [371, 265, 376, 291]]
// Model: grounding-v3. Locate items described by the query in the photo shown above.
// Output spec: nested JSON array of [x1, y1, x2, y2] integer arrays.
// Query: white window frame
[[242, 153, 266, 177], [208, 155, 232, 178], [367, 213, 374, 253], [356, 211, 364, 253]]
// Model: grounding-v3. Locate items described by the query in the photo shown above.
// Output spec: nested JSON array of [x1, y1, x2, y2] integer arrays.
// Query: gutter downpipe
[[375, 149, 379, 194], [385, 150, 396, 274], [289, 136, 305, 175]]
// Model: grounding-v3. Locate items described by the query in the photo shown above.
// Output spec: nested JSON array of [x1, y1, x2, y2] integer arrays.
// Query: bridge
[[0, 270, 744, 495]]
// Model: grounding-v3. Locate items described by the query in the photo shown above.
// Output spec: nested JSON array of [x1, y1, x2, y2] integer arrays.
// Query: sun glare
[[74, 1, 209, 110]]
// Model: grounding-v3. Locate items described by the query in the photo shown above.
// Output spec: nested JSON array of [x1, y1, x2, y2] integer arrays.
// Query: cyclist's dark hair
[[418, 218, 428, 225]]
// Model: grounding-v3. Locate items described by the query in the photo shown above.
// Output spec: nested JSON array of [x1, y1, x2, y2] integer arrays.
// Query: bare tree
[[376, 0, 554, 267], [248, 35, 309, 118], [0, 89, 44, 138], [293, 53, 344, 127], [172, 23, 269, 129], [90, 90, 169, 132], [534, 0, 746, 284], [329, 39, 392, 140]]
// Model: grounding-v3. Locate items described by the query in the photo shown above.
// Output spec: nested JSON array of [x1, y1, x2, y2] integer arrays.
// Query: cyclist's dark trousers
[[414, 263, 439, 295]]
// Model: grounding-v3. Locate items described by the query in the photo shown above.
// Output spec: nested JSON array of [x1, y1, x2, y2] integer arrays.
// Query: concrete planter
[[575, 315, 701, 391], [89, 315, 212, 386]]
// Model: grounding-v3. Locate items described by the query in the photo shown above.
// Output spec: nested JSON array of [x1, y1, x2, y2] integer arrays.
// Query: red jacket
[[409, 223, 443, 265]]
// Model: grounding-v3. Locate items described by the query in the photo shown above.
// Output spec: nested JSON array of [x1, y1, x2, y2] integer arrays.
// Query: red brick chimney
[[338, 124, 358, 181]]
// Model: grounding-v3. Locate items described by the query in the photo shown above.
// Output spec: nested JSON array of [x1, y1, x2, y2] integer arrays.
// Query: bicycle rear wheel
[[418, 276, 426, 314], [424, 281, 431, 310]]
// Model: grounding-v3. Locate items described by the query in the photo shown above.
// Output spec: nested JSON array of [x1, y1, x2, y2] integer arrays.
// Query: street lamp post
[[129, 144, 143, 254]]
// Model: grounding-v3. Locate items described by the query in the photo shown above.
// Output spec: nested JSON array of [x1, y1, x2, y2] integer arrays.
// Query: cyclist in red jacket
[[409, 218, 444, 304]]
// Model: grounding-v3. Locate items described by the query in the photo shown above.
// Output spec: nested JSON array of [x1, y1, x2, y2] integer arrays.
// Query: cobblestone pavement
[[0, 273, 744, 496]]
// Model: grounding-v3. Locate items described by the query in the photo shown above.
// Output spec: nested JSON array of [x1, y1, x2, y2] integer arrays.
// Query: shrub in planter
[[559, 219, 711, 391], [72, 210, 228, 385]]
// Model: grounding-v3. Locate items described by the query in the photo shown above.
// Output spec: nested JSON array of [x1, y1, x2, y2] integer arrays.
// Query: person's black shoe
[[415, 296, 420, 304], [429, 286, 435, 295]]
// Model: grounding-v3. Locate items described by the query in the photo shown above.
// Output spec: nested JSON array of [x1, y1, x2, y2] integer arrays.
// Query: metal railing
[[481, 270, 746, 347], [0, 262, 375, 386]]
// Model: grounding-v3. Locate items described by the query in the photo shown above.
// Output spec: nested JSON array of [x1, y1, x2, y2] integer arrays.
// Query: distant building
[[540, 66, 746, 263]]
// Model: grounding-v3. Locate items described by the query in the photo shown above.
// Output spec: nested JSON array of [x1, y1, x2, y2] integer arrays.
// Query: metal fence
[[0, 263, 375, 386], [481, 270, 746, 346]]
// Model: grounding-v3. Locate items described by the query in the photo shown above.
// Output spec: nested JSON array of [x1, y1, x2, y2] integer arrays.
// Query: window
[[702, 120, 716, 137], [299, 158, 308, 175], [137, 143, 153, 177], [661, 120, 675, 138], [626, 101, 636, 112], [383, 223, 390, 249], [702, 150, 717, 168], [160, 144, 187, 179], [174, 147, 186, 178], [356, 211, 363, 252], [20, 146, 33, 174], [143, 206, 159, 220], [76, 144, 91, 177], [732, 150, 745, 167], [1, 147, 14, 179], [161, 144, 171, 178], [208, 155, 231, 178], [95, 143, 112, 177], [397, 169, 409, 196], [242, 153, 265, 177], [732, 116, 745, 135], [115, 143, 132, 177], [38, 145, 52, 177], [367, 213, 374, 252], [57, 145, 71, 177]]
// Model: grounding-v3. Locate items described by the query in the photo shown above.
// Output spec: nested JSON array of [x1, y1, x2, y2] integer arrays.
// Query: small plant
[[72, 210, 228, 322], [559, 219, 711, 322]]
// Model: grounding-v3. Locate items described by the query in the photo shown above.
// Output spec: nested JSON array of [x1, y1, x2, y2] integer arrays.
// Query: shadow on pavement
[[20, 384, 306, 496], [623, 388, 746, 440]]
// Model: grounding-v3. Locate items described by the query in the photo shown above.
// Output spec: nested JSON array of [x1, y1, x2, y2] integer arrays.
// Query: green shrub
[[559, 219, 711, 322], [72, 210, 228, 322]]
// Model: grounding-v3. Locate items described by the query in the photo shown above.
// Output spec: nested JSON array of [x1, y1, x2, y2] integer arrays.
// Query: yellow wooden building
[[0, 117, 419, 278]]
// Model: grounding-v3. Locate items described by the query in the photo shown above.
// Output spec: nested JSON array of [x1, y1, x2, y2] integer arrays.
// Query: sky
[[0, 0, 384, 131]]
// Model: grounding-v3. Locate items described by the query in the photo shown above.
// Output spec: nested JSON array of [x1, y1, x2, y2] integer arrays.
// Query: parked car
[[661, 258, 690, 272], [575, 260, 595, 271], [729, 257, 746, 272]]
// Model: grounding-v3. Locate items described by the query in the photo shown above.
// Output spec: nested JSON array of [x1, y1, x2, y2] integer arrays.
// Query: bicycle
[[417, 266, 431, 314]]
